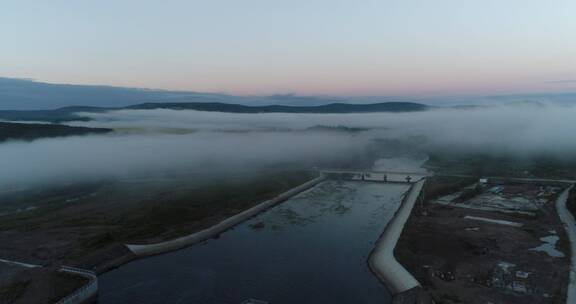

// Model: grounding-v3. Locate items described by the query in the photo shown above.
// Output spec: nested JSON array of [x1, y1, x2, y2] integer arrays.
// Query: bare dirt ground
[[396, 178, 570, 304], [0, 263, 87, 304]]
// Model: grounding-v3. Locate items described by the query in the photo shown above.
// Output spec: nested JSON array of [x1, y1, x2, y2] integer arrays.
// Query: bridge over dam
[[320, 168, 429, 183]]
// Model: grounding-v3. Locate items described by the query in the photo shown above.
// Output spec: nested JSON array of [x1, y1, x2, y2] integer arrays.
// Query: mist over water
[[1, 103, 576, 188], [76, 103, 576, 155], [0, 131, 367, 188]]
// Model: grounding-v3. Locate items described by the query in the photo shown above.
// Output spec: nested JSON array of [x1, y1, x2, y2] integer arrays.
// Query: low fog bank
[[75, 103, 576, 155], [0, 131, 368, 189], [373, 156, 429, 173], [2, 102, 576, 189]]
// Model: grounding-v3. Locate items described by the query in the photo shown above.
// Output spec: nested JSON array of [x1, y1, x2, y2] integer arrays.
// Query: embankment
[[368, 179, 425, 295], [126, 175, 326, 257], [556, 185, 576, 303]]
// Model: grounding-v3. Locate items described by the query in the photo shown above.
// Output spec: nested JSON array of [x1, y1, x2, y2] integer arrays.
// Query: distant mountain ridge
[[0, 77, 184, 110], [0, 101, 430, 122], [2, 77, 575, 112], [127, 101, 429, 113], [0, 77, 352, 110]]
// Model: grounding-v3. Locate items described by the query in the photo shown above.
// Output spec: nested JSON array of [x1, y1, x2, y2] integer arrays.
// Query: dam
[[98, 180, 412, 304]]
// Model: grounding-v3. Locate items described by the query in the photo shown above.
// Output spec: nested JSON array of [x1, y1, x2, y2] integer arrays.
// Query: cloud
[[544, 80, 576, 84]]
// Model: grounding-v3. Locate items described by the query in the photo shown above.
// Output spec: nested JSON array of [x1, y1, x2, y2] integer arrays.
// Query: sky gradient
[[2, 0, 576, 96]]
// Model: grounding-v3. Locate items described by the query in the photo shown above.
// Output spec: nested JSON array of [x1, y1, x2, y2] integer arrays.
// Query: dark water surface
[[99, 181, 410, 304]]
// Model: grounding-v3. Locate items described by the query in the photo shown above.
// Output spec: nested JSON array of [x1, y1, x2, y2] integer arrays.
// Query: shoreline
[[89, 175, 327, 275], [97, 173, 428, 296], [1, 173, 446, 303], [124, 175, 326, 257]]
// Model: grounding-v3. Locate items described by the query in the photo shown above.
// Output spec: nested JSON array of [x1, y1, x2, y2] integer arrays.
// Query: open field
[[425, 151, 576, 181], [0, 263, 86, 304]]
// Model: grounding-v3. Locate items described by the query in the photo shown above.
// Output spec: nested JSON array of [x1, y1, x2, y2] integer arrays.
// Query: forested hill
[[0, 122, 112, 143], [0, 101, 430, 122], [128, 101, 429, 113]]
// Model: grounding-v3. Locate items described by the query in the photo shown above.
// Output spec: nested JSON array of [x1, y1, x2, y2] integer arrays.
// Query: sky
[[2, 0, 576, 96]]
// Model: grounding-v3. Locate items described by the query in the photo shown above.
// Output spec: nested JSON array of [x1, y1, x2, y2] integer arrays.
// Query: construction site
[[396, 177, 572, 303]]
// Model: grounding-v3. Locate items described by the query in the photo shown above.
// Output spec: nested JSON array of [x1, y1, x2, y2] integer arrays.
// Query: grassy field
[[0, 264, 87, 304], [426, 150, 576, 179], [0, 170, 316, 271]]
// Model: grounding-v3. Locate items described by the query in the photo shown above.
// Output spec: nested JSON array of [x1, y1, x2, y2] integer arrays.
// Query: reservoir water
[[99, 181, 410, 304]]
